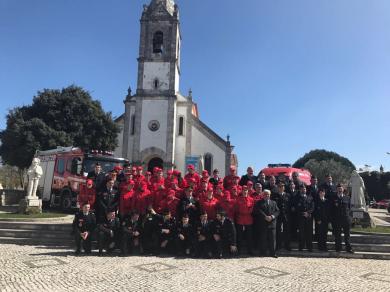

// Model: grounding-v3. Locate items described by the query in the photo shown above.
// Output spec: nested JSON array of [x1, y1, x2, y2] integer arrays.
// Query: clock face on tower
[[148, 120, 160, 132]]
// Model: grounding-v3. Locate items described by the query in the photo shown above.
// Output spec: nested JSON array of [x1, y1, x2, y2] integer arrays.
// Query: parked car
[[372, 199, 390, 209]]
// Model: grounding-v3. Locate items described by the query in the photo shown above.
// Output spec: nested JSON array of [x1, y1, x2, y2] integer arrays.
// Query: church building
[[114, 0, 237, 176]]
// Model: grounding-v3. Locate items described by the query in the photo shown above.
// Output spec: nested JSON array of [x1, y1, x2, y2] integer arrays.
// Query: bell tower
[[136, 0, 181, 97]]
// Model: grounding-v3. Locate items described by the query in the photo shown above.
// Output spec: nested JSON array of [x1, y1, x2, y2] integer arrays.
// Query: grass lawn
[[352, 226, 390, 234], [0, 212, 68, 219]]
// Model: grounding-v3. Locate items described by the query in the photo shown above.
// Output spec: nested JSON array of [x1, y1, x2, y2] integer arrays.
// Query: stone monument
[[350, 170, 373, 227], [0, 183, 5, 206], [19, 158, 43, 214]]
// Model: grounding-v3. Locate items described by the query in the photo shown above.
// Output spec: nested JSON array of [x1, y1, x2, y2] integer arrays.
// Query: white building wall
[[140, 99, 168, 153], [174, 105, 187, 173], [126, 105, 136, 160], [142, 62, 170, 90], [191, 126, 226, 177], [114, 121, 124, 158]]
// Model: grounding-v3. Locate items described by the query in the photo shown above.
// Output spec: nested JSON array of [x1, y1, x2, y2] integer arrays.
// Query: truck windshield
[[83, 158, 123, 174]]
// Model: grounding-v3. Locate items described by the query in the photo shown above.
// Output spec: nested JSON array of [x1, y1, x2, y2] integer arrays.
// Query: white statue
[[26, 158, 43, 198], [350, 170, 366, 210]]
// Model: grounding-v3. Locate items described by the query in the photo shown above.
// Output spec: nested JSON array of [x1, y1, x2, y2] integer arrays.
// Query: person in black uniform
[[272, 182, 292, 251], [87, 163, 106, 192], [72, 203, 96, 255], [142, 206, 160, 255], [177, 187, 200, 223], [209, 169, 222, 187], [97, 210, 121, 255], [157, 209, 176, 254], [239, 167, 257, 186], [194, 211, 213, 258], [211, 209, 237, 258], [96, 179, 119, 223], [321, 174, 337, 199], [253, 189, 279, 257], [175, 213, 195, 256], [294, 184, 315, 251], [330, 184, 353, 253], [121, 210, 142, 256], [314, 188, 330, 251]]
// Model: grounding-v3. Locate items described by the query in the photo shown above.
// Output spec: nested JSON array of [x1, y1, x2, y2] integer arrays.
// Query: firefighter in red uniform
[[199, 187, 219, 220], [132, 182, 151, 215], [213, 184, 224, 201], [201, 170, 210, 182], [223, 166, 238, 190], [234, 185, 255, 255], [157, 189, 180, 218], [184, 164, 200, 185], [195, 179, 208, 201], [78, 179, 96, 210], [217, 190, 235, 220], [119, 180, 135, 218], [251, 183, 264, 203]]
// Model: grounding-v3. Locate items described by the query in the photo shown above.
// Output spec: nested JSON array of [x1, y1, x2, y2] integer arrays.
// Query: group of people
[[72, 163, 353, 258]]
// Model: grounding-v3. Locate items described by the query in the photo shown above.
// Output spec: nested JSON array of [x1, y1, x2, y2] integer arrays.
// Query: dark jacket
[[72, 211, 96, 233], [271, 192, 291, 221], [293, 195, 315, 219], [252, 199, 279, 229], [211, 218, 237, 246], [314, 198, 330, 223], [239, 174, 257, 186], [330, 194, 352, 225], [98, 217, 120, 235], [97, 187, 119, 214]]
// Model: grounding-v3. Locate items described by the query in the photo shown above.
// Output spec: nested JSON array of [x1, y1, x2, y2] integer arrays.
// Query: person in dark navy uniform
[[96, 179, 119, 223], [314, 188, 330, 251], [330, 184, 353, 253], [272, 182, 292, 251], [121, 210, 142, 255], [97, 210, 121, 255], [211, 209, 237, 258], [194, 211, 213, 258], [72, 203, 96, 255], [294, 184, 315, 251], [87, 162, 106, 192], [175, 213, 195, 256], [253, 189, 279, 257], [157, 209, 177, 254]]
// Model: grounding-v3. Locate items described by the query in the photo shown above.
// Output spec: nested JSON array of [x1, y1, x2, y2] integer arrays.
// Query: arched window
[[153, 31, 164, 54], [178, 116, 184, 136], [204, 153, 213, 174]]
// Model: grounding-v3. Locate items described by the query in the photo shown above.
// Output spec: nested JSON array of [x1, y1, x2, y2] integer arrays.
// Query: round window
[[148, 120, 160, 132]]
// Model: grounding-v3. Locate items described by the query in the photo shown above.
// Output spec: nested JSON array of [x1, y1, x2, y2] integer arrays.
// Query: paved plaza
[[1, 244, 390, 292]]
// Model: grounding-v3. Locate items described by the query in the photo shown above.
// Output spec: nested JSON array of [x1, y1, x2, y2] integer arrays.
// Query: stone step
[[288, 242, 390, 253], [277, 249, 390, 260], [0, 228, 72, 240], [0, 236, 74, 247], [0, 221, 72, 232]]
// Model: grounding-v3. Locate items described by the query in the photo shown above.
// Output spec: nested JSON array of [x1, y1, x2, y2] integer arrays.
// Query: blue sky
[[0, 0, 389, 174]]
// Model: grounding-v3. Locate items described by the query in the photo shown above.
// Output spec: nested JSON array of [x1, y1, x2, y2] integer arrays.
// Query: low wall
[[0, 189, 26, 206]]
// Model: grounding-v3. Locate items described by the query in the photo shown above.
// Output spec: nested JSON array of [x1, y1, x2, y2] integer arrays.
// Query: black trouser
[[98, 230, 117, 253], [236, 224, 253, 254], [317, 220, 328, 250], [158, 234, 175, 254], [259, 227, 276, 256], [276, 217, 290, 250], [75, 232, 92, 253], [314, 218, 320, 241], [290, 213, 299, 241], [121, 231, 140, 255], [333, 221, 351, 251], [195, 238, 212, 257], [298, 217, 313, 250], [175, 237, 193, 255], [213, 237, 235, 258], [142, 231, 159, 254]]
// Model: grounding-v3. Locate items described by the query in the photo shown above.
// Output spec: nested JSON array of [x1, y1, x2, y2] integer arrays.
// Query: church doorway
[[147, 157, 164, 173]]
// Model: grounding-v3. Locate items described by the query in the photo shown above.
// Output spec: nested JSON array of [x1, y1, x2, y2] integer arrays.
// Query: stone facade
[[115, 0, 236, 176]]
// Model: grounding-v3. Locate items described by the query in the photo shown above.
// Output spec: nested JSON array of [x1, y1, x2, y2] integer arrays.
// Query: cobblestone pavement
[[1, 244, 390, 292]]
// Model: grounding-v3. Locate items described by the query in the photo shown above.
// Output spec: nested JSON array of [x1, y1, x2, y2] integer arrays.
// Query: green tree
[[293, 149, 356, 170], [303, 159, 353, 185], [0, 85, 119, 170]]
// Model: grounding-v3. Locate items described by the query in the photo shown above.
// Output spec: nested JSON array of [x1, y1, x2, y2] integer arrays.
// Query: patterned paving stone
[[244, 266, 289, 279], [134, 262, 177, 273]]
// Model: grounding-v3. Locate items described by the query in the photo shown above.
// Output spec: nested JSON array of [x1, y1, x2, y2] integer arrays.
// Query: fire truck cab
[[36, 146, 128, 211]]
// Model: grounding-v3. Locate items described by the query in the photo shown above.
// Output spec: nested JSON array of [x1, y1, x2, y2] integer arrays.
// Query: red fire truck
[[261, 164, 312, 186], [36, 146, 128, 211]]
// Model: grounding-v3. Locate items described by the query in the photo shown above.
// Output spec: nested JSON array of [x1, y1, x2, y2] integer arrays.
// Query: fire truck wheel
[[61, 193, 72, 211]]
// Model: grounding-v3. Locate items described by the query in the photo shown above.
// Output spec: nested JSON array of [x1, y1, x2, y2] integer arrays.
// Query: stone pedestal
[[0, 193, 5, 206], [18, 197, 42, 214], [351, 208, 374, 228]]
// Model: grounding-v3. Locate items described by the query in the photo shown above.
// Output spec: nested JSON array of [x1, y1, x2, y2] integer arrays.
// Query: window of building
[[204, 153, 213, 174], [153, 31, 164, 54], [131, 114, 135, 135], [154, 79, 159, 89], [178, 116, 184, 136]]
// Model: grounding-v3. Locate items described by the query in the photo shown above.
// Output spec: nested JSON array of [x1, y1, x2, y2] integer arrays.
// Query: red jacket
[[200, 197, 219, 220], [132, 189, 151, 215], [217, 196, 235, 220], [157, 196, 179, 218], [119, 190, 134, 216], [184, 172, 200, 185], [78, 184, 96, 210], [251, 192, 264, 203], [234, 196, 254, 225]]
